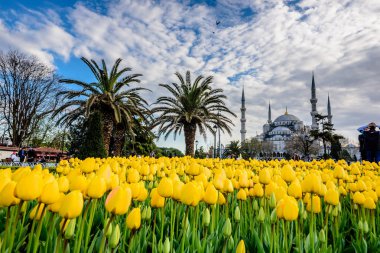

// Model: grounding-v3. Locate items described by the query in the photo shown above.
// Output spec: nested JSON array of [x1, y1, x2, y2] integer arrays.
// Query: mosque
[[240, 74, 332, 157]]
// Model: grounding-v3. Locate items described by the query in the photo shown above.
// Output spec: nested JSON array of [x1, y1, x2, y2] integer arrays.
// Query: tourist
[[361, 122, 380, 162], [18, 147, 26, 162]]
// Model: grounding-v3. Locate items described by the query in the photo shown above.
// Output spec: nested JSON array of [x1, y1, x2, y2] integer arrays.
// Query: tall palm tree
[[53, 57, 150, 155], [153, 70, 236, 156]]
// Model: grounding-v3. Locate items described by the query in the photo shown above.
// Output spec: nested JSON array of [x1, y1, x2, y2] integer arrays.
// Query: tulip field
[[1, 157, 380, 252]]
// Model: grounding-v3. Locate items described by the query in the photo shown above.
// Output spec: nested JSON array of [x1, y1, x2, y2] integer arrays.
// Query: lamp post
[[213, 125, 217, 158], [195, 140, 198, 152]]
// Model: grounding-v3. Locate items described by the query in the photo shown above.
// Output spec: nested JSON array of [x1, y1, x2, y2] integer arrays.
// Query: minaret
[[310, 73, 318, 130], [327, 94, 332, 125], [240, 87, 247, 144], [268, 101, 272, 123]]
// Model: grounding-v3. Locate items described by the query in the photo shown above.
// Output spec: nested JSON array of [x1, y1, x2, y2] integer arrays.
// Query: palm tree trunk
[[113, 124, 125, 157], [184, 124, 196, 156], [102, 112, 114, 156]]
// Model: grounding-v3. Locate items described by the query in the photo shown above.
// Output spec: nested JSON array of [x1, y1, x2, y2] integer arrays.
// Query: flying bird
[[216, 21, 221, 26]]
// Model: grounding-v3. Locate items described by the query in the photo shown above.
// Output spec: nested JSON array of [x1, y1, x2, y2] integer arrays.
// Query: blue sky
[[1, 0, 380, 152]]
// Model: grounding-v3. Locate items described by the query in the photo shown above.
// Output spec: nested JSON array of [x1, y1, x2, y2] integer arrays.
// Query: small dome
[[270, 126, 292, 135], [274, 114, 300, 123]]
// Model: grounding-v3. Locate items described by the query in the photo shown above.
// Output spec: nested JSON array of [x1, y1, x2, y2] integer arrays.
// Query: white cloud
[[1, 0, 379, 152]]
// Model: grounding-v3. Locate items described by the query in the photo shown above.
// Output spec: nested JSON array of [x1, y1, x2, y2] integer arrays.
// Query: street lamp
[[195, 140, 198, 151], [213, 125, 217, 158]]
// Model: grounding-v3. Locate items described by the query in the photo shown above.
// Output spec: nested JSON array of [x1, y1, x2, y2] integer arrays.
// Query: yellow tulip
[[203, 184, 218, 205], [30, 203, 46, 220], [59, 190, 84, 219], [222, 179, 234, 193], [87, 176, 107, 199], [281, 164, 296, 183], [150, 188, 165, 208], [136, 186, 148, 201], [69, 174, 88, 194], [57, 176, 70, 193], [333, 165, 345, 179], [0, 175, 11, 193], [157, 177, 173, 198], [126, 207, 141, 230], [0, 181, 20, 207], [237, 189, 247, 201], [353, 192, 366, 205], [238, 171, 249, 188], [364, 197, 376, 209], [325, 188, 340, 206], [253, 183, 264, 197], [180, 182, 201, 206], [218, 192, 226, 205], [288, 180, 302, 199], [283, 197, 299, 221], [105, 186, 132, 215], [302, 173, 322, 194], [306, 195, 321, 213], [15, 171, 43, 201], [259, 168, 271, 185], [127, 169, 140, 183], [236, 240, 246, 253], [172, 180, 184, 201], [48, 192, 65, 213], [40, 180, 61, 204]]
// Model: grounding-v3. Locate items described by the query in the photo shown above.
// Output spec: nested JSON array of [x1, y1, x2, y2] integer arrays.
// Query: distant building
[[240, 73, 332, 157]]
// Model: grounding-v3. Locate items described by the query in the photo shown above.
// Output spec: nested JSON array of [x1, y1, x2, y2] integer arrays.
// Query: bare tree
[[0, 50, 60, 147], [285, 133, 319, 159]]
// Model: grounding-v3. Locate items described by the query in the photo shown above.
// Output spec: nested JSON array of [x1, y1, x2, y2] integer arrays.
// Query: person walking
[[362, 122, 380, 162]]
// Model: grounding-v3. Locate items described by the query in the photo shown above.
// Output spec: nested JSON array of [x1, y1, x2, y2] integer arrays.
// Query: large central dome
[[274, 113, 300, 123]]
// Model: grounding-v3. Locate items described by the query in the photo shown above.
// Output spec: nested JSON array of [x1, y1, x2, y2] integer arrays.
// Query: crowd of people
[[358, 122, 380, 163], [9, 147, 45, 163]]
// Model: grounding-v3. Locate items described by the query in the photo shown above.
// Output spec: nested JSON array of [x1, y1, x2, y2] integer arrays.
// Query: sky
[[1, 0, 379, 153]]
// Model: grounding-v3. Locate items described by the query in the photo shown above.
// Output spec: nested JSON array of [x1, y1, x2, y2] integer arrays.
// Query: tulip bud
[[270, 209, 277, 223], [252, 200, 259, 211], [222, 218, 232, 237], [21, 201, 28, 213], [319, 229, 326, 243], [302, 210, 307, 220], [141, 207, 147, 220], [148, 181, 153, 189], [64, 218, 76, 239], [298, 199, 304, 215], [269, 193, 276, 209], [258, 207, 265, 222], [228, 236, 234, 251], [234, 206, 241, 222], [363, 220, 369, 233], [163, 237, 170, 253], [146, 206, 152, 220], [158, 239, 163, 253], [358, 220, 363, 231], [332, 206, 339, 217], [109, 224, 120, 248], [105, 219, 113, 237], [202, 208, 210, 227]]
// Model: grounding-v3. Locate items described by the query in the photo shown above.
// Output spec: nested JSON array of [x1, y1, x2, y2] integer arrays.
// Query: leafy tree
[[155, 147, 184, 157], [0, 50, 60, 147], [153, 71, 236, 156], [122, 124, 156, 157], [241, 137, 262, 159], [223, 140, 241, 158], [53, 58, 150, 156], [78, 112, 106, 159], [195, 146, 208, 158]]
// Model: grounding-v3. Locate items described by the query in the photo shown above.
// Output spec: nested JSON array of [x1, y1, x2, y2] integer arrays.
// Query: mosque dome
[[270, 126, 292, 135], [274, 113, 300, 123]]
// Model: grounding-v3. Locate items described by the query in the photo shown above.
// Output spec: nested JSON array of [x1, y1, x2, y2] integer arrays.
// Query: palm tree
[[53, 57, 150, 155], [223, 140, 241, 158], [153, 70, 236, 156]]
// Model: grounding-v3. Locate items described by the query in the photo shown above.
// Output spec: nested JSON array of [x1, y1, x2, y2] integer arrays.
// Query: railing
[[0, 162, 57, 168]]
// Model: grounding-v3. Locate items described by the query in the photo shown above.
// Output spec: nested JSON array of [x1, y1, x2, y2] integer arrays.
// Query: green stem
[[32, 205, 47, 253], [84, 199, 97, 253], [8, 200, 23, 253], [44, 213, 55, 253], [310, 193, 315, 253], [74, 199, 91, 253], [99, 214, 114, 253]]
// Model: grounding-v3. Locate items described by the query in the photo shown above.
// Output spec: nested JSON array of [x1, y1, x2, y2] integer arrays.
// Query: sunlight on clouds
[[1, 0, 379, 151]]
